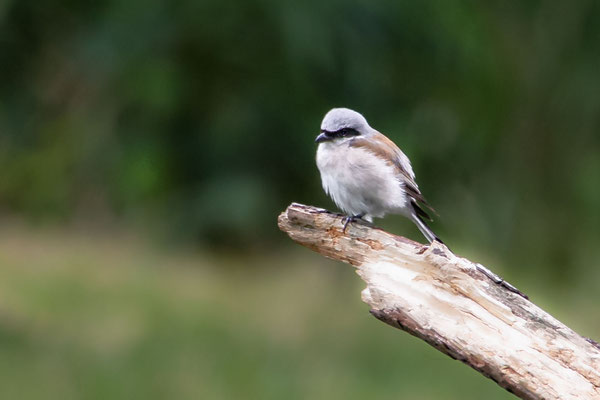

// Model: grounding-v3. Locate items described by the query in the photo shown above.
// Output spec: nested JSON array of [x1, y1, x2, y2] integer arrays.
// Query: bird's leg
[[342, 214, 364, 233]]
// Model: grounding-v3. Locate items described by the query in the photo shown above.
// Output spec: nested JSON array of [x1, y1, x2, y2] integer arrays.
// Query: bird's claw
[[342, 214, 364, 233]]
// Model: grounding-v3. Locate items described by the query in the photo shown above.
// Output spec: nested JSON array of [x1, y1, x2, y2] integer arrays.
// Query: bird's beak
[[315, 132, 329, 143]]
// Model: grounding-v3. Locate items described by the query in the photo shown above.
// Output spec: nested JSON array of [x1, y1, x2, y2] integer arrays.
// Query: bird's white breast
[[316, 141, 409, 219]]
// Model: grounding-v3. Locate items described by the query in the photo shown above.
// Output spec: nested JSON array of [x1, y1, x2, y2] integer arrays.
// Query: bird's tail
[[410, 213, 443, 244]]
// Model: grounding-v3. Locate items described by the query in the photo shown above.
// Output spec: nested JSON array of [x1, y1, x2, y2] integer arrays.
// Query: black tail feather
[[411, 213, 444, 245]]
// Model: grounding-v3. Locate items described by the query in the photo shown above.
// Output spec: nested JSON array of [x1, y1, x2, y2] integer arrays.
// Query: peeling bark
[[278, 203, 600, 400]]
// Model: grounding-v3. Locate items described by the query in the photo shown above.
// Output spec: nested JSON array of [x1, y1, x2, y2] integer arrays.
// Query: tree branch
[[278, 202, 600, 400]]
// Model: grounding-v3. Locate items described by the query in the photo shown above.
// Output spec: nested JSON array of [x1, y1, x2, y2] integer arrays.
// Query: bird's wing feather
[[349, 132, 436, 219]]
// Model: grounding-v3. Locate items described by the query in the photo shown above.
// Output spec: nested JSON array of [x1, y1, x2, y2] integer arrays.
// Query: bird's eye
[[332, 128, 358, 138]]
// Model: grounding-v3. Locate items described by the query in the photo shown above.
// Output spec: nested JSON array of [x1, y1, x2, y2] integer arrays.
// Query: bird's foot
[[342, 214, 364, 233]]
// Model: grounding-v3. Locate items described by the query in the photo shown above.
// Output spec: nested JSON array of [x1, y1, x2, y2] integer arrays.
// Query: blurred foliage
[[1, 1, 600, 273]]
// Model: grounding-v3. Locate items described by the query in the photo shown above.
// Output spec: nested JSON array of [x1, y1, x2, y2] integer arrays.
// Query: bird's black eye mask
[[321, 127, 361, 139]]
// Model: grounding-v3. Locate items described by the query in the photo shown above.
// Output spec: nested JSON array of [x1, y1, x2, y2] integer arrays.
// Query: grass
[[0, 224, 594, 399]]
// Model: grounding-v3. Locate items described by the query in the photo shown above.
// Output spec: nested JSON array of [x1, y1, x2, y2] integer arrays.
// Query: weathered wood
[[278, 202, 600, 400]]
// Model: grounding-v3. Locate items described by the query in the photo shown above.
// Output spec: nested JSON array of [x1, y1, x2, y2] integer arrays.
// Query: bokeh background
[[1, 1, 599, 399]]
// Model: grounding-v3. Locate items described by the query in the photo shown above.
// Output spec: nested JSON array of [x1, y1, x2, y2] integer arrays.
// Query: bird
[[315, 107, 441, 243]]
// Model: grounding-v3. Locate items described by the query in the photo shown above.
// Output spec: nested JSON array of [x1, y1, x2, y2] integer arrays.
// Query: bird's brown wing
[[349, 132, 436, 220]]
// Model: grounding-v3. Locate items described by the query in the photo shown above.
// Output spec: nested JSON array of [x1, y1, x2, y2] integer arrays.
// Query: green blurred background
[[1, 0, 599, 399]]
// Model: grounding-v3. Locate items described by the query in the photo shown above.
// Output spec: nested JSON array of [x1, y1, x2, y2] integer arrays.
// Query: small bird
[[315, 107, 441, 243]]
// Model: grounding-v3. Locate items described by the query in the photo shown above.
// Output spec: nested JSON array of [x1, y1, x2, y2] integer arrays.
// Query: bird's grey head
[[315, 108, 371, 144]]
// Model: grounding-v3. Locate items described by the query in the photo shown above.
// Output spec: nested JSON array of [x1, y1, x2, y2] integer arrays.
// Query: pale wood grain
[[278, 203, 600, 400]]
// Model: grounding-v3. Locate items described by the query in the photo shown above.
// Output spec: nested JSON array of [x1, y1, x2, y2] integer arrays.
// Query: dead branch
[[278, 202, 600, 400]]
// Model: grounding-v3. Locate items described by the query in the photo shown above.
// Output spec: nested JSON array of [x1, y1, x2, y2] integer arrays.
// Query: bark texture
[[278, 202, 600, 400]]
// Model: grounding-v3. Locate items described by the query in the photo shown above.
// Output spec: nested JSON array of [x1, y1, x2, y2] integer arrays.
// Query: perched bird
[[315, 107, 441, 243]]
